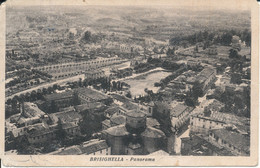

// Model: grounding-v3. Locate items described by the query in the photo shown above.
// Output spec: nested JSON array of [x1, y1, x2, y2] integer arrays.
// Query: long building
[[33, 57, 123, 79]]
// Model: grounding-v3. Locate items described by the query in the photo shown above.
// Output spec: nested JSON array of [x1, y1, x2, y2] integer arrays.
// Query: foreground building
[[101, 110, 169, 155], [209, 129, 250, 156], [49, 139, 111, 155]]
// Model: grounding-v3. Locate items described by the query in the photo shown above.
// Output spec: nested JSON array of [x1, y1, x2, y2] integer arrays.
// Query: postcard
[[0, 0, 258, 166]]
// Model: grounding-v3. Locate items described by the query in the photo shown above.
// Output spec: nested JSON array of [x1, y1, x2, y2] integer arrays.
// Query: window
[[100, 150, 102, 154], [202, 125, 205, 128]]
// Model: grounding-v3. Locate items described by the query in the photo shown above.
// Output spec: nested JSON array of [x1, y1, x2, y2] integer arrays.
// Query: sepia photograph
[[0, 0, 258, 166]]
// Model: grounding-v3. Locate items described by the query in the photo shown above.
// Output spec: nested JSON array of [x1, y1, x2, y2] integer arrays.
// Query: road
[[6, 74, 85, 100], [175, 127, 190, 154]]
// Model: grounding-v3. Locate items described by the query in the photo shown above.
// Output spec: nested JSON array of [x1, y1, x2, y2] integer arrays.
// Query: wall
[[190, 116, 225, 135]]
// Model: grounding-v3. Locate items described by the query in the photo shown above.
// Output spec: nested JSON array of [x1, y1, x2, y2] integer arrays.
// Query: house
[[102, 114, 126, 130], [75, 102, 107, 120], [190, 104, 250, 136], [85, 69, 105, 80], [209, 129, 250, 156], [80, 139, 111, 155], [102, 119, 111, 130], [190, 113, 226, 136], [26, 124, 57, 144], [154, 101, 194, 130], [181, 135, 233, 156], [104, 105, 119, 118], [62, 122, 81, 136], [170, 103, 194, 129], [207, 46, 218, 55], [76, 88, 113, 105], [194, 67, 216, 95], [43, 91, 75, 110], [49, 107, 82, 125]]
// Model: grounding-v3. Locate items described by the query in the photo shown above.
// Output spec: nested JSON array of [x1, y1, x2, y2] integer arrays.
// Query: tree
[[30, 91, 37, 101], [153, 47, 159, 54], [203, 41, 210, 50], [126, 92, 132, 98], [47, 86, 54, 94], [241, 29, 251, 47], [56, 118, 67, 142], [50, 100, 58, 113], [194, 45, 199, 52], [78, 78, 83, 87], [42, 88, 48, 95], [192, 81, 203, 98], [221, 32, 233, 46], [53, 84, 58, 90], [83, 31, 92, 43], [6, 98, 12, 105], [229, 49, 239, 59], [166, 48, 175, 56], [72, 91, 81, 106]]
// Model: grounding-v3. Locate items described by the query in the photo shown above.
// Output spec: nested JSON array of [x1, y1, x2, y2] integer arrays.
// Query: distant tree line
[[169, 29, 251, 47]]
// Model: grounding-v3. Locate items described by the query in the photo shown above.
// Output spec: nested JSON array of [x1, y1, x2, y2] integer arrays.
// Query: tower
[[167, 128, 177, 155], [125, 110, 146, 134]]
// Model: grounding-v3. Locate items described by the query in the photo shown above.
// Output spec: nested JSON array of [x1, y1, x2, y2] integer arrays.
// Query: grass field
[[123, 70, 171, 97]]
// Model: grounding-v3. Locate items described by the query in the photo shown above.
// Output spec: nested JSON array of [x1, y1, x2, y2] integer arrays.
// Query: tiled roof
[[195, 67, 215, 83], [182, 135, 233, 156], [23, 102, 45, 118], [62, 122, 78, 129], [49, 140, 109, 155], [211, 129, 250, 153], [76, 88, 111, 101], [44, 91, 74, 101], [51, 146, 82, 155], [141, 127, 165, 138], [104, 105, 119, 116], [110, 115, 126, 125], [146, 118, 160, 127], [110, 93, 133, 104], [49, 110, 82, 124], [80, 140, 109, 154], [27, 124, 57, 137], [209, 112, 249, 126], [105, 125, 129, 136], [102, 119, 111, 127], [75, 102, 105, 112], [170, 104, 188, 117]]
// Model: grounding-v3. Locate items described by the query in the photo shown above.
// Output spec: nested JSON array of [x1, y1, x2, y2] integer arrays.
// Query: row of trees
[[170, 29, 251, 47]]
